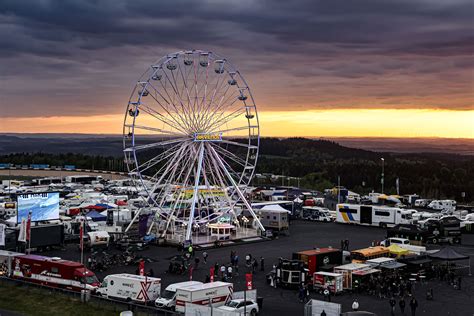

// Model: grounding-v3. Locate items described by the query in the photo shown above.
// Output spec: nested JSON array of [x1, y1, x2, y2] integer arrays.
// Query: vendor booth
[[313, 271, 344, 294]]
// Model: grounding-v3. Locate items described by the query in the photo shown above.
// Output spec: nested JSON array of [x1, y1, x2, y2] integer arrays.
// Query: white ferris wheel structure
[[123, 50, 264, 242]]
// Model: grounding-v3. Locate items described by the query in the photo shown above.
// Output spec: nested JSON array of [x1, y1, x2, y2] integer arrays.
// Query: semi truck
[[10, 254, 99, 291], [96, 274, 161, 303]]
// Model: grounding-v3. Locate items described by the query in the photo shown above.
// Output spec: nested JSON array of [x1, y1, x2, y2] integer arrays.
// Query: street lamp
[[381, 158, 385, 194]]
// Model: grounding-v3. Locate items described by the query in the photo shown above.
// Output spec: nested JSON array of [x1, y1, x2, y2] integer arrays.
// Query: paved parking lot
[[44, 220, 474, 315]]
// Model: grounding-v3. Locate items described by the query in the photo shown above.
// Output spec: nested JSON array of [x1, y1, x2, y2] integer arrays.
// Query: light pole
[[381, 158, 385, 194]]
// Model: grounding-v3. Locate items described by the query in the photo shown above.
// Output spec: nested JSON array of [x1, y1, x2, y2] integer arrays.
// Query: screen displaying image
[[17, 192, 60, 223]]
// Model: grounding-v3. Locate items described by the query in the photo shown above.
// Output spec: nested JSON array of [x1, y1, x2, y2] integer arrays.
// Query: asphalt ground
[[37, 221, 474, 315]]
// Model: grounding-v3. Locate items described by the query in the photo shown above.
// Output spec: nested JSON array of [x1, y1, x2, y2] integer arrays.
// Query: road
[[41, 220, 474, 315]]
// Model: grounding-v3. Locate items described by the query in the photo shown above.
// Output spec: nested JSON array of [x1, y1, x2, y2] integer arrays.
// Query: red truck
[[10, 254, 99, 291]]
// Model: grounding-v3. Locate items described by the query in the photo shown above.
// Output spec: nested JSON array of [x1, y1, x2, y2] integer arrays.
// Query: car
[[218, 299, 259, 315]]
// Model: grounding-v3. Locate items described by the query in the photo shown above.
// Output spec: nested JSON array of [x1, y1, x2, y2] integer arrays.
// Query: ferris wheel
[[123, 50, 264, 241]]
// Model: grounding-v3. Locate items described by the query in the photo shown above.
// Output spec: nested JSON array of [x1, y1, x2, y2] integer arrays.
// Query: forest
[[1, 138, 472, 202]]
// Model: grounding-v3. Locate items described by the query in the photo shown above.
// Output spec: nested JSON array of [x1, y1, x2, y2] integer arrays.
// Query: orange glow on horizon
[[1, 109, 473, 138]]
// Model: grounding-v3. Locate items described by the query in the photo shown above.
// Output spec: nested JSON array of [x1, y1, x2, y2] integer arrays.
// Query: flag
[[210, 267, 215, 282], [26, 212, 32, 242], [139, 260, 145, 276], [18, 218, 26, 243], [0, 224, 6, 246], [245, 273, 253, 290], [79, 220, 84, 251]]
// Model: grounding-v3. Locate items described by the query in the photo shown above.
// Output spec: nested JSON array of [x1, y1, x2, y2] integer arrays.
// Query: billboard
[[17, 192, 60, 223]]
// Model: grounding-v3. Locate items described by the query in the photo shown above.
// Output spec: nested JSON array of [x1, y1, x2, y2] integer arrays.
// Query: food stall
[[313, 271, 344, 294], [334, 263, 371, 290]]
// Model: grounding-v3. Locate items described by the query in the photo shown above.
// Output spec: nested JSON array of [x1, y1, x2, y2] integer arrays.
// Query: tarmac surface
[[41, 220, 474, 315]]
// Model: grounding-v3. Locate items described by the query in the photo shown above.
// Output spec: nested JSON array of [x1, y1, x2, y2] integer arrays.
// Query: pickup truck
[[380, 237, 426, 254]]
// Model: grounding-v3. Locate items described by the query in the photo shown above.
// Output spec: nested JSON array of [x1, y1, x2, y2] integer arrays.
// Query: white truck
[[174, 281, 233, 313], [96, 274, 161, 303], [155, 281, 203, 310], [380, 238, 426, 254]]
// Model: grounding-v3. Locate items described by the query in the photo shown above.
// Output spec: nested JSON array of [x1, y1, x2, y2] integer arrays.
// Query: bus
[[336, 204, 412, 228], [351, 246, 390, 263], [64, 175, 102, 184]]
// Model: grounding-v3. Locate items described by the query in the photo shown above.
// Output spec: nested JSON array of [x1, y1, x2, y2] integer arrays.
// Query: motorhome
[[97, 274, 161, 303], [428, 200, 456, 212], [302, 206, 332, 222], [336, 204, 412, 228]]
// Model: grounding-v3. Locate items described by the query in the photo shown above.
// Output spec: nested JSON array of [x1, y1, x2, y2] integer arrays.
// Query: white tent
[[260, 204, 291, 213]]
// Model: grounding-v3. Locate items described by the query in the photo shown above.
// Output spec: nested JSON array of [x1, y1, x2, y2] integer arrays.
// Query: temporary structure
[[429, 247, 471, 275], [388, 244, 410, 257]]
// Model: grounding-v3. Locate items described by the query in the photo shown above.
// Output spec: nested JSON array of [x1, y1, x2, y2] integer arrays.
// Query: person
[[389, 297, 396, 316], [351, 299, 359, 311], [340, 240, 345, 250], [194, 257, 200, 270], [409, 296, 418, 316], [227, 265, 233, 279], [214, 262, 219, 276], [203, 251, 208, 264], [253, 259, 258, 273], [320, 310, 327, 316], [457, 276, 462, 290], [299, 284, 305, 303], [260, 257, 265, 271], [220, 264, 226, 277], [399, 296, 406, 315], [188, 245, 194, 257], [323, 288, 331, 302], [205, 275, 210, 283], [345, 239, 349, 250], [148, 268, 154, 277]]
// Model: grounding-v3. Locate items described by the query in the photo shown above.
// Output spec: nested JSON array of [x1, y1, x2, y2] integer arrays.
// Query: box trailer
[[292, 248, 343, 275], [175, 281, 233, 313], [155, 281, 204, 309], [97, 273, 161, 303]]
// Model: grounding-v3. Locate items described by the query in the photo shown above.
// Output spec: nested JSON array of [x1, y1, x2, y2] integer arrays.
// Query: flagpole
[[80, 220, 84, 265]]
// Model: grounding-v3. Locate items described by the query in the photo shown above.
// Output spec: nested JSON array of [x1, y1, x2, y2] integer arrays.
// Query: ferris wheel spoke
[[125, 137, 190, 152], [133, 142, 184, 175], [200, 82, 234, 128], [201, 90, 240, 130], [177, 59, 197, 130], [137, 101, 189, 134], [213, 146, 248, 168], [125, 124, 184, 137], [145, 83, 193, 132], [208, 107, 247, 132], [198, 70, 227, 129]]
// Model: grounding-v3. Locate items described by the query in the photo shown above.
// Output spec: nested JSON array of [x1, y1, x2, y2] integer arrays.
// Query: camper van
[[428, 200, 456, 212], [336, 204, 412, 228]]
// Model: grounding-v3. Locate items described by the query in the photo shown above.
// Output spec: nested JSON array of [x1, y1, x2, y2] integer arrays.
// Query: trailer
[[97, 274, 161, 303], [175, 281, 233, 313], [313, 272, 343, 294], [336, 204, 412, 228], [292, 248, 343, 275], [10, 254, 99, 291], [0, 250, 24, 276]]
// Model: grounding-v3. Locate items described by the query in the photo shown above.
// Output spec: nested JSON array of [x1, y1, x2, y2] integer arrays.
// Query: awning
[[380, 262, 406, 270]]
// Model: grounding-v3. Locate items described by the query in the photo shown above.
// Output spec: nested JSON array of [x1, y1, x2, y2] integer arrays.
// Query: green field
[[0, 282, 120, 316]]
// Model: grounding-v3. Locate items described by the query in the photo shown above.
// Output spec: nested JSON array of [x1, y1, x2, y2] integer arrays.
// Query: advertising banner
[[17, 192, 60, 223], [246, 273, 253, 290]]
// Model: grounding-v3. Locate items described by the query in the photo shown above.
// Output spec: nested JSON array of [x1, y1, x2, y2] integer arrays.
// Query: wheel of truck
[[250, 308, 258, 316], [432, 238, 437, 244], [126, 297, 131, 302], [96, 292, 102, 297]]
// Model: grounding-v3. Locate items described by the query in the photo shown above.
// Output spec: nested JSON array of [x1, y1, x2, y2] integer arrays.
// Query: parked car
[[218, 299, 259, 316]]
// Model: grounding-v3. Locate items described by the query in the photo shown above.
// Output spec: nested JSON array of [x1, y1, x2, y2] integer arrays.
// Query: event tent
[[388, 244, 410, 257]]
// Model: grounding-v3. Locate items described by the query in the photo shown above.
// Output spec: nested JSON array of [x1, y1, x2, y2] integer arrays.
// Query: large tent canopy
[[429, 247, 469, 261]]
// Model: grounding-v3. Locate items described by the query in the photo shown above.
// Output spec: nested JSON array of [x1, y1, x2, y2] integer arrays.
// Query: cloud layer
[[0, 0, 473, 118]]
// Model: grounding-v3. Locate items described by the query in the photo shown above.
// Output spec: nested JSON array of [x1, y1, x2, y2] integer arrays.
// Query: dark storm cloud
[[0, 0, 472, 117]]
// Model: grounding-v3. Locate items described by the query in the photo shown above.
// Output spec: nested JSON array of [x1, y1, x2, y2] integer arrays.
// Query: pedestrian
[[260, 256, 265, 271], [389, 297, 396, 316], [148, 268, 155, 277], [214, 262, 219, 276], [188, 244, 194, 258], [409, 296, 418, 316], [457, 276, 462, 290], [399, 297, 406, 315], [253, 259, 258, 273], [227, 265, 233, 279], [345, 239, 349, 250], [299, 284, 305, 303], [220, 264, 226, 277], [340, 240, 344, 250], [323, 288, 330, 302], [194, 257, 200, 270], [351, 299, 359, 311], [203, 251, 208, 264], [205, 275, 210, 283]]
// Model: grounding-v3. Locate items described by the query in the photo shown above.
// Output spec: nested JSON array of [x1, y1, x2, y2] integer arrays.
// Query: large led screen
[[17, 192, 60, 223]]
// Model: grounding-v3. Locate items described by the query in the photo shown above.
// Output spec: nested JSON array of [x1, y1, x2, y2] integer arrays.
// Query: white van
[[155, 281, 203, 310], [428, 200, 456, 212], [97, 274, 161, 303]]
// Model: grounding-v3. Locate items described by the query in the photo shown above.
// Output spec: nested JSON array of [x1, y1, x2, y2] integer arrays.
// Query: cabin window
[[375, 211, 390, 216], [273, 216, 277, 220], [340, 208, 357, 213]]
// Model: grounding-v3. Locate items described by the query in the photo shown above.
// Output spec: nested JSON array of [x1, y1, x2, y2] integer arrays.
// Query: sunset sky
[[0, 0, 473, 138]]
